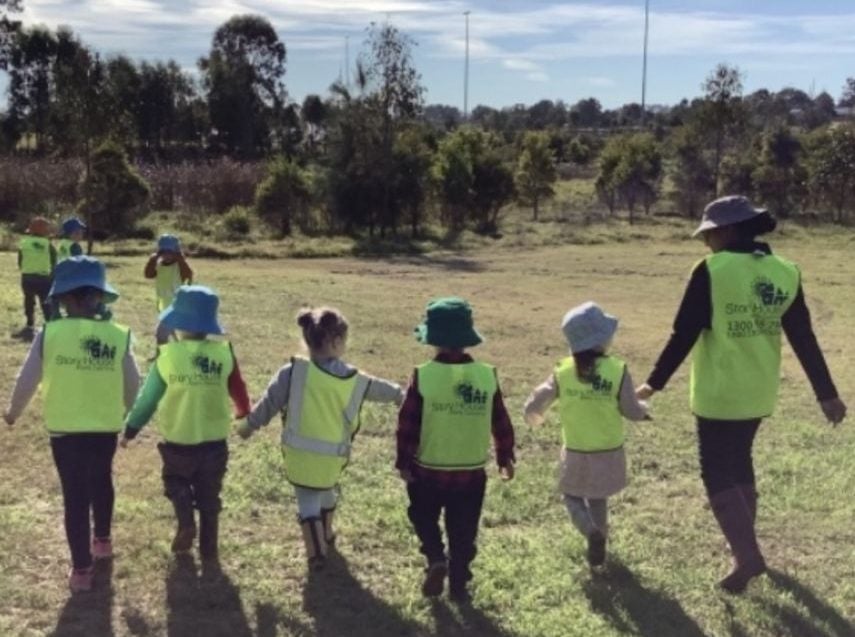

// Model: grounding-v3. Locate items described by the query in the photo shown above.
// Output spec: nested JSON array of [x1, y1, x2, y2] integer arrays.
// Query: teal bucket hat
[[414, 297, 483, 349], [157, 234, 181, 253], [159, 285, 224, 335], [49, 256, 119, 303]]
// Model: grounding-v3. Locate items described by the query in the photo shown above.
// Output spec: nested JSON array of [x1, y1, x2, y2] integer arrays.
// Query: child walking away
[[524, 302, 648, 568], [122, 286, 249, 563], [17, 216, 57, 338], [3, 256, 140, 593], [57, 217, 86, 262], [238, 307, 404, 570], [144, 234, 193, 345], [397, 298, 515, 603]]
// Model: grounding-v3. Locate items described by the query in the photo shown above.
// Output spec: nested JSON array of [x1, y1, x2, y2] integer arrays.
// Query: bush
[[255, 158, 312, 236], [222, 205, 252, 237], [0, 158, 81, 221], [78, 142, 151, 237]]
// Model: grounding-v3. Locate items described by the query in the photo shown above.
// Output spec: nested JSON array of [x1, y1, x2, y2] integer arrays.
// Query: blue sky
[[8, 1, 855, 109]]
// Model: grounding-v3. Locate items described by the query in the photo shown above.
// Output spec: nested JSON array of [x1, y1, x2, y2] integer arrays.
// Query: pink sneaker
[[69, 567, 94, 593], [92, 537, 113, 560]]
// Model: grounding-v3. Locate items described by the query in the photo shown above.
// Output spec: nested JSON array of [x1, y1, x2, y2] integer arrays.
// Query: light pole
[[640, 0, 650, 128], [464, 10, 471, 119]]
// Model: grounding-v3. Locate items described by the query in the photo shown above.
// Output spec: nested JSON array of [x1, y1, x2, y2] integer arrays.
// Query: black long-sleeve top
[[646, 241, 838, 402]]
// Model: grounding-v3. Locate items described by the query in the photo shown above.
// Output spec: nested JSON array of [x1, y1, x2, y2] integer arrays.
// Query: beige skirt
[[558, 446, 627, 499]]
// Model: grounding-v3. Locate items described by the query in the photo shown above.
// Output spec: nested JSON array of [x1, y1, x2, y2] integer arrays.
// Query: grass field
[[0, 219, 853, 637]]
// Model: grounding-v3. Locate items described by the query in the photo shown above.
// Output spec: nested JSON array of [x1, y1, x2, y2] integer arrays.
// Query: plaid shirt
[[396, 352, 516, 489]]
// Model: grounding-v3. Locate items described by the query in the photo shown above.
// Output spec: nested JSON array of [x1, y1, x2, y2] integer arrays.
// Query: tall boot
[[320, 506, 336, 547], [709, 487, 766, 593], [300, 516, 327, 570], [199, 511, 219, 561], [171, 499, 197, 553]]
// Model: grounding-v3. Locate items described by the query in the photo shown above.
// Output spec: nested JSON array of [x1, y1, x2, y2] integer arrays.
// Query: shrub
[[0, 158, 81, 221], [222, 205, 252, 237], [254, 157, 311, 236]]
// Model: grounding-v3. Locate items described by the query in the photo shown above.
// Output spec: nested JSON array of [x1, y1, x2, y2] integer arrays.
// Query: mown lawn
[[0, 221, 853, 636]]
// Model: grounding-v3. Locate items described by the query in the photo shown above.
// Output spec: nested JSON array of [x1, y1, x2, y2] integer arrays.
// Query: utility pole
[[640, 0, 650, 128], [464, 10, 471, 119]]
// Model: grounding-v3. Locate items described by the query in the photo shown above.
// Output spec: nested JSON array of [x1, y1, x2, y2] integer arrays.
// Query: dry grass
[[0, 220, 853, 636]]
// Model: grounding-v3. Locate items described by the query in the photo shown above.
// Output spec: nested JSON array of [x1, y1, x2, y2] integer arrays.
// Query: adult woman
[[637, 195, 846, 593]]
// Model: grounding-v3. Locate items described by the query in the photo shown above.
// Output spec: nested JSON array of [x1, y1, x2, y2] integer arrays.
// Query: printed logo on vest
[[193, 355, 223, 377], [455, 382, 489, 405], [590, 374, 614, 393], [53, 336, 117, 371], [168, 354, 224, 386], [428, 381, 491, 416], [725, 277, 790, 338], [565, 373, 614, 400]]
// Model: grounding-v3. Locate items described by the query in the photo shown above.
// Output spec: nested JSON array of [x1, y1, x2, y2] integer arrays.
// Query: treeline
[[2, 0, 855, 238]]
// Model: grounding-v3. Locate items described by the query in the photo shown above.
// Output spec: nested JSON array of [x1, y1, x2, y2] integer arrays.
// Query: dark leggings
[[21, 274, 52, 326], [697, 417, 762, 497], [50, 433, 118, 570]]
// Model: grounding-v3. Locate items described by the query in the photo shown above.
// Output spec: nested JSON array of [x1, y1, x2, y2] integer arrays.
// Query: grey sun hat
[[561, 302, 619, 354], [692, 195, 769, 237]]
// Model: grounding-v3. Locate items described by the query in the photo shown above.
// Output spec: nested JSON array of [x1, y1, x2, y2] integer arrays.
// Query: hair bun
[[319, 310, 338, 329], [296, 309, 315, 329]]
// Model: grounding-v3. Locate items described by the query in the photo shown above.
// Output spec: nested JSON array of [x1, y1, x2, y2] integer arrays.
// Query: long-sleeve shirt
[[143, 253, 193, 282], [123, 347, 250, 438], [246, 357, 404, 430], [523, 366, 649, 427], [646, 241, 838, 402], [396, 352, 516, 489], [5, 329, 141, 424]]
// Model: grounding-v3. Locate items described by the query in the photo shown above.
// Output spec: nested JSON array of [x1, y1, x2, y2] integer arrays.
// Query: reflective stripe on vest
[[281, 357, 370, 489], [42, 318, 130, 433], [155, 264, 183, 312], [555, 355, 625, 452], [19, 237, 52, 275], [415, 361, 496, 471], [690, 251, 800, 420], [155, 340, 234, 444]]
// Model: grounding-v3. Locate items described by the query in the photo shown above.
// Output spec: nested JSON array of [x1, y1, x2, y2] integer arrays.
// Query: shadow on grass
[[429, 598, 515, 637], [582, 559, 705, 637], [166, 554, 252, 637], [51, 559, 114, 637]]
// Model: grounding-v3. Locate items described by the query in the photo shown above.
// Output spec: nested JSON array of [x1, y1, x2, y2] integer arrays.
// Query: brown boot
[[321, 506, 337, 547], [300, 517, 327, 570], [171, 500, 196, 553], [710, 487, 766, 594]]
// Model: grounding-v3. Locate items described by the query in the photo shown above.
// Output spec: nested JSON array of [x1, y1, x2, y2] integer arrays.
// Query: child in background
[[238, 307, 404, 570], [4, 256, 140, 592], [17, 216, 56, 337], [57, 217, 86, 262], [122, 286, 249, 562], [397, 297, 515, 603], [144, 234, 193, 345], [523, 302, 648, 567]]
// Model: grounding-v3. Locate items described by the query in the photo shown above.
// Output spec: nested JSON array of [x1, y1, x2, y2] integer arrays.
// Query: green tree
[[515, 131, 557, 220], [255, 156, 312, 236], [805, 125, 855, 222], [670, 125, 714, 218], [596, 134, 662, 223], [752, 126, 806, 218], [698, 63, 745, 195], [0, 0, 23, 71], [5, 25, 56, 148]]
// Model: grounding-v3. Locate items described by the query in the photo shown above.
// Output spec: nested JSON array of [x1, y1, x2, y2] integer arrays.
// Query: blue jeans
[[294, 486, 337, 520]]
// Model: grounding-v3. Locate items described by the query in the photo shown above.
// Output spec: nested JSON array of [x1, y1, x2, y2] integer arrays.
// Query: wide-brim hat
[[561, 302, 618, 354], [157, 233, 181, 253], [49, 256, 119, 303], [692, 195, 771, 237], [415, 297, 483, 349], [26, 216, 52, 237], [159, 285, 224, 335], [61, 217, 87, 236]]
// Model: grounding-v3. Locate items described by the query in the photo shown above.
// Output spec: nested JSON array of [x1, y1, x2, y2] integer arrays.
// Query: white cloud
[[586, 76, 616, 88]]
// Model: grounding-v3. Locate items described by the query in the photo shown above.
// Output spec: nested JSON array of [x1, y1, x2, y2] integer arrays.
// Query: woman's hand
[[236, 420, 254, 439], [635, 384, 656, 401], [499, 462, 515, 481], [820, 397, 847, 426]]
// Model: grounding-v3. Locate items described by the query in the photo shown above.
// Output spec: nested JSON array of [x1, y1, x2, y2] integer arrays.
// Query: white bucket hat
[[561, 302, 619, 354]]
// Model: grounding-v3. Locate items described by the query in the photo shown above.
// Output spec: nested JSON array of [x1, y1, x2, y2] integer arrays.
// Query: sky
[[5, 0, 855, 110]]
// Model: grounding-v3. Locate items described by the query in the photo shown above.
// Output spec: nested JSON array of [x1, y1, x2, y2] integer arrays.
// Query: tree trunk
[[532, 198, 539, 221]]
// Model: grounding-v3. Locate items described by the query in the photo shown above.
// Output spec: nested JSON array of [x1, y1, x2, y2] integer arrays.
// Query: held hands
[[820, 397, 847, 426], [635, 384, 656, 401], [236, 420, 254, 439]]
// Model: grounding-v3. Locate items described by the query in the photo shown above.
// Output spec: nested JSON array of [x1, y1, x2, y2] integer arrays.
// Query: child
[[397, 297, 515, 603], [121, 285, 249, 562], [17, 216, 56, 337], [57, 217, 86, 262], [523, 302, 648, 567], [238, 307, 404, 570], [144, 234, 193, 345], [3, 256, 140, 592]]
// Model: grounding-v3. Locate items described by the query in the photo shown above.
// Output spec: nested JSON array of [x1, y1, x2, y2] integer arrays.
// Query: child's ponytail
[[573, 349, 604, 384], [297, 306, 349, 352]]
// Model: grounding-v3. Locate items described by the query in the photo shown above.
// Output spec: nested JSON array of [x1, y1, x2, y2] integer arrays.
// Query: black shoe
[[421, 561, 447, 598], [449, 584, 471, 604], [587, 531, 606, 567]]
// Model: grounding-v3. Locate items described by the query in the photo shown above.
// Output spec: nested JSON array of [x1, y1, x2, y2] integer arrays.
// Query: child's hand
[[236, 420, 254, 439], [3, 411, 15, 427], [635, 383, 655, 401], [499, 462, 515, 481], [119, 436, 131, 449]]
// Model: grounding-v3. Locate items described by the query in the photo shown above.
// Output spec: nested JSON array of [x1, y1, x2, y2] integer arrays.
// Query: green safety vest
[[555, 355, 625, 452], [155, 340, 234, 444], [280, 357, 370, 489], [57, 239, 77, 263], [42, 318, 130, 434], [19, 236, 52, 275], [690, 251, 800, 420], [156, 263, 183, 312], [416, 361, 497, 471]]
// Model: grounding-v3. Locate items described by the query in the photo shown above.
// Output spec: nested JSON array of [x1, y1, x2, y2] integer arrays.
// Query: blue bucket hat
[[49, 256, 119, 303], [561, 302, 618, 354], [61, 217, 87, 237], [157, 234, 181, 253], [159, 285, 224, 335]]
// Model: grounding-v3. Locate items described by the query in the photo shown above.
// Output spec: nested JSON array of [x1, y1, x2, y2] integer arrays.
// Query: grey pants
[[563, 495, 608, 538]]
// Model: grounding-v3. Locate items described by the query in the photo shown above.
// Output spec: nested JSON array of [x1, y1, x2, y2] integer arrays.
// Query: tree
[[5, 25, 57, 148], [515, 131, 556, 220], [301, 93, 327, 153], [200, 15, 286, 156], [390, 126, 433, 235], [840, 77, 855, 107], [805, 125, 855, 222], [596, 133, 662, 222], [752, 126, 806, 218], [670, 125, 714, 218], [570, 98, 602, 128], [0, 0, 23, 71], [699, 63, 745, 195], [254, 156, 312, 236]]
